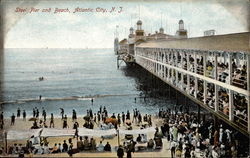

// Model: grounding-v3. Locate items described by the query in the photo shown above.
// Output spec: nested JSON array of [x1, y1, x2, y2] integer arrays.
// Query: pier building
[[116, 20, 250, 135]]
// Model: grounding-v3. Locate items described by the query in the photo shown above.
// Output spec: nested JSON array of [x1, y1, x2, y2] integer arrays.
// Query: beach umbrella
[[105, 118, 118, 125]]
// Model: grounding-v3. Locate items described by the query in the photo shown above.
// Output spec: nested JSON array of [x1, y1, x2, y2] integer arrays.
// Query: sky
[[2, 0, 249, 48]]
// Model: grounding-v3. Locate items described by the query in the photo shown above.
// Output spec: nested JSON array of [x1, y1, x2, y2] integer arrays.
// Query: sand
[[1, 115, 171, 157]]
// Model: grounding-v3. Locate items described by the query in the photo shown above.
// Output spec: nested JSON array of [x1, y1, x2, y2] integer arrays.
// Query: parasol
[[105, 118, 118, 125]]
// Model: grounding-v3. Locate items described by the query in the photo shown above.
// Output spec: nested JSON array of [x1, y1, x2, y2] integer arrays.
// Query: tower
[[159, 27, 164, 34], [129, 27, 135, 38], [179, 19, 184, 30], [137, 20, 142, 30], [130, 27, 134, 34], [135, 20, 144, 36], [176, 19, 187, 39]]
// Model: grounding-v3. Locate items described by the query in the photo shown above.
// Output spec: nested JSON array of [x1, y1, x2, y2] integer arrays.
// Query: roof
[[119, 39, 128, 44], [137, 20, 142, 25], [179, 20, 184, 24], [135, 39, 145, 44], [137, 32, 250, 53]]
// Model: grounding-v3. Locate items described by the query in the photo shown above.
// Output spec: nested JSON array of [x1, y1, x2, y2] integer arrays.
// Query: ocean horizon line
[[3, 47, 113, 50]]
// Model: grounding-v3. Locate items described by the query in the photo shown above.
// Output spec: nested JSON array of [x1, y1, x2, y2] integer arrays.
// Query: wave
[[0, 94, 137, 105]]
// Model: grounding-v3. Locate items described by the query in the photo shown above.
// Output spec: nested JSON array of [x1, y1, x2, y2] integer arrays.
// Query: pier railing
[[135, 47, 250, 135]]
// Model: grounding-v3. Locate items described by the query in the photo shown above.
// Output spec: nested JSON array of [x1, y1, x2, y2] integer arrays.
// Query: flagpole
[[117, 129, 120, 146]]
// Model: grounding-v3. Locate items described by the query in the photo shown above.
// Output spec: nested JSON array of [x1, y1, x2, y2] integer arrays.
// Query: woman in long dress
[[214, 130, 219, 146]]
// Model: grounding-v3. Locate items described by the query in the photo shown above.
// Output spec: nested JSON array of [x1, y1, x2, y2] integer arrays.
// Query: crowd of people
[[1, 104, 249, 157], [157, 108, 247, 158], [7, 137, 74, 157], [3, 106, 158, 157]]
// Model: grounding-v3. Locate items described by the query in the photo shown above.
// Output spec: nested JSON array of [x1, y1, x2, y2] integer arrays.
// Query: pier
[[117, 20, 250, 136]]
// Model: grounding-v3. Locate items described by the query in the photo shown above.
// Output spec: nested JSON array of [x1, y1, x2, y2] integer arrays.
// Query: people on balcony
[[217, 60, 229, 83], [196, 56, 204, 75], [206, 83, 215, 109], [206, 60, 215, 78], [233, 93, 248, 128], [218, 88, 229, 116], [232, 58, 247, 89]]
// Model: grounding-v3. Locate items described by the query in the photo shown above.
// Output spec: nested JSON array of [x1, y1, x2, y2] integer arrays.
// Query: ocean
[[1, 48, 181, 118]]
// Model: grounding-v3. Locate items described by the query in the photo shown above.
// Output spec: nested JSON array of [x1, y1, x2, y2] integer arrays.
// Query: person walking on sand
[[22, 110, 26, 121], [63, 115, 68, 128], [126, 147, 132, 158], [11, 113, 15, 125], [117, 145, 124, 158], [118, 113, 121, 127], [50, 113, 54, 128], [42, 108, 46, 121], [33, 108, 36, 118], [60, 108, 64, 120], [72, 109, 77, 122], [122, 112, 125, 124], [17, 108, 21, 118], [36, 108, 39, 118]]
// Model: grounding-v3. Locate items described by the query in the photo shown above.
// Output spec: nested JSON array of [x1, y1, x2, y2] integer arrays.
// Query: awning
[[40, 128, 75, 137], [7, 127, 155, 140], [7, 129, 42, 140], [119, 127, 156, 135], [78, 128, 117, 137]]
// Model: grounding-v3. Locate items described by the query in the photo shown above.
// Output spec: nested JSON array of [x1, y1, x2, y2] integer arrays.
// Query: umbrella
[[105, 118, 118, 125]]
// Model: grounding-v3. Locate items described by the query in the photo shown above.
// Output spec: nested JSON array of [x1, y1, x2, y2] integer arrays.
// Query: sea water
[[1, 48, 183, 118]]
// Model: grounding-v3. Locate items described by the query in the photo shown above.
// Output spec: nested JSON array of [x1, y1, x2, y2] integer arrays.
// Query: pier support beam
[[198, 104, 201, 124], [229, 90, 234, 121], [168, 66, 170, 82], [204, 81, 207, 105], [229, 53, 232, 84], [203, 53, 206, 76], [215, 53, 218, 80], [215, 85, 218, 112], [171, 51, 174, 65], [181, 51, 183, 68], [175, 70, 178, 86], [247, 54, 250, 132], [172, 68, 174, 84], [195, 77, 198, 99], [175, 51, 177, 67], [194, 52, 197, 74], [228, 53, 234, 122], [181, 73, 184, 90]]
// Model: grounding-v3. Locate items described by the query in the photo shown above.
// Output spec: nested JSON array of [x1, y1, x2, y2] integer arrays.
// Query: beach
[[1, 115, 172, 157]]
